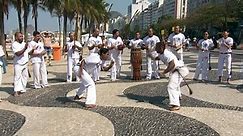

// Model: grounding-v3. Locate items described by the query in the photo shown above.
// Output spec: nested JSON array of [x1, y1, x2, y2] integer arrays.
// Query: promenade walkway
[[0, 47, 242, 136]]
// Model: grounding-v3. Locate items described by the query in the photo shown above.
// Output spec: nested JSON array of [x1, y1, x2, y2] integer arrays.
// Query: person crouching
[[155, 42, 189, 111], [73, 48, 114, 109]]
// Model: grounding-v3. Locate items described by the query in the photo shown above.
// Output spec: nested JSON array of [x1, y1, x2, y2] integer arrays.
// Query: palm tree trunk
[[17, 11, 22, 32], [63, 11, 68, 48], [80, 14, 84, 43], [58, 16, 61, 46], [75, 13, 81, 41], [34, 16, 38, 31], [33, 3, 38, 31], [17, 1, 23, 32], [23, 2, 29, 42]]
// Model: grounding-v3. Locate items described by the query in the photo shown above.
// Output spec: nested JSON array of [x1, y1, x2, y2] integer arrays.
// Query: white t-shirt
[[12, 41, 31, 65], [143, 35, 160, 58], [84, 53, 102, 74], [29, 41, 45, 63], [197, 39, 214, 52], [168, 32, 186, 53], [217, 37, 233, 53], [107, 37, 123, 58], [87, 36, 102, 54], [158, 49, 183, 70], [129, 38, 143, 49], [66, 40, 82, 59]]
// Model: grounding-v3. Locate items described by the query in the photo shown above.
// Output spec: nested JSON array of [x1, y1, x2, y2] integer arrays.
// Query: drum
[[131, 48, 142, 80]]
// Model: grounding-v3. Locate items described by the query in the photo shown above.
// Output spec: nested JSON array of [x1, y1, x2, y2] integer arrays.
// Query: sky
[[4, 0, 132, 33]]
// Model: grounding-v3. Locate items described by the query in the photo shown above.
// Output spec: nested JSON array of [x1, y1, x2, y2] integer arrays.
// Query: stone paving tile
[[124, 82, 243, 111], [0, 109, 25, 136], [237, 84, 243, 93], [95, 107, 219, 136], [1, 48, 242, 135], [6, 83, 219, 135]]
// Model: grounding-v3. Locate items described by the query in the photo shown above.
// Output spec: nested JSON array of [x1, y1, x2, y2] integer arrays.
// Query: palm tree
[[77, 0, 108, 39], [43, 0, 108, 45], [10, 0, 23, 32], [30, 0, 46, 31], [23, 0, 30, 41], [42, 0, 62, 44], [30, 0, 38, 31], [0, 0, 9, 56], [87, 0, 108, 36]]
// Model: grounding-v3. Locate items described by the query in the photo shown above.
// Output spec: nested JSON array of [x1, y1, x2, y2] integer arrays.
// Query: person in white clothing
[[29, 31, 48, 89], [217, 30, 234, 83], [167, 25, 186, 61], [193, 31, 214, 82], [73, 48, 114, 108], [64, 32, 83, 82], [12, 32, 36, 96], [129, 32, 143, 79], [107, 29, 124, 81], [155, 41, 189, 111], [129, 32, 143, 49], [87, 28, 103, 82], [87, 28, 102, 54], [142, 28, 160, 80]]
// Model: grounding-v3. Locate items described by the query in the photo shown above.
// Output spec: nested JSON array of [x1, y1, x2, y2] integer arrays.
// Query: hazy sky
[[4, 0, 132, 33]]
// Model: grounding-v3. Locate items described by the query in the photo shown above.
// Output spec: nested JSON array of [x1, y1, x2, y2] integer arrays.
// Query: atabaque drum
[[131, 48, 142, 80]]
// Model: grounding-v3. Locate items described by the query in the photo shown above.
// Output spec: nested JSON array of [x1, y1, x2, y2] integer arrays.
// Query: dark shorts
[[44, 47, 52, 56]]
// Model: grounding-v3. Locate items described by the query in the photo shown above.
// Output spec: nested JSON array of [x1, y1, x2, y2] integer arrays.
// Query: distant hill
[[109, 11, 123, 19]]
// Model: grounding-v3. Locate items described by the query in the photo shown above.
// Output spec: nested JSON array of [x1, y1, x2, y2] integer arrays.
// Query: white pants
[[85, 64, 100, 82], [67, 57, 80, 82], [194, 51, 209, 80], [146, 56, 159, 79], [93, 65, 100, 81], [14, 63, 28, 92], [110, 55, 121, 80], [168, 67, 189, 106], [217, 53, 232, 79], [75, 68, 96, 105], [32, 61, 48, 88]]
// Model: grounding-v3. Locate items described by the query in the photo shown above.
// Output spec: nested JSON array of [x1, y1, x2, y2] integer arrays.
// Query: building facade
[[187, 0, 224, 15]]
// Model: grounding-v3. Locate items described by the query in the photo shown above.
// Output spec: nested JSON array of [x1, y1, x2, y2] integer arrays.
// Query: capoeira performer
[[73, 48, 114, 108], [167, 25, 186, 61], [217, 30, 233, 83], [129, 32, 143, 49], [129, 32, 143, 78], [29, 31, 48, 89], [64, 32, 83, 82], [107, 29, 124, 81], [12, 32, 36, 96], [155, 41, 189, 111], [142, 28, 160, 80], [193, 31, 214, 82], [87, 28, 102, 82]]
